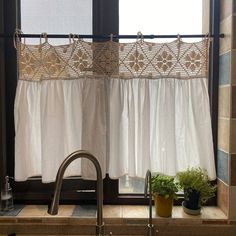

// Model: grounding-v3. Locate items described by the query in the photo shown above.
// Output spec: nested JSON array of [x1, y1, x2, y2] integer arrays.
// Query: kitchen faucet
[[48, 150, 104, 236]]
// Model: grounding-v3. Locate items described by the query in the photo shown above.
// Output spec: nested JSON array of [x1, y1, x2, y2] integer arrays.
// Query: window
[[118, 0, 203, 195], [0, 0, 219, 205], [119, 0, 202, 42], [21, 0, 92, 45]]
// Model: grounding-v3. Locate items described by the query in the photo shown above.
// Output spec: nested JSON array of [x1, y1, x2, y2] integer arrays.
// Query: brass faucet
[[48, 150, 104, 236], [144, 170, 156, 236]]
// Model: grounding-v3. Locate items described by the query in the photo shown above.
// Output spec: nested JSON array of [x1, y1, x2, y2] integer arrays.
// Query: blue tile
[[217, 150, 229, 184], [219, 52, 230, 85], [72, 205, 96, 217], [0, 204, 24, 216]]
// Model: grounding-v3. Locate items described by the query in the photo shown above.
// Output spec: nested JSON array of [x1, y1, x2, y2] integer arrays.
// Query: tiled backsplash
[[218, 0, 236, 220]]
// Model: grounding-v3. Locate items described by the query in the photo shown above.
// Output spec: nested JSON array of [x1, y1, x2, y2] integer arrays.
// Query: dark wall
[[0, 0, 7, 190]]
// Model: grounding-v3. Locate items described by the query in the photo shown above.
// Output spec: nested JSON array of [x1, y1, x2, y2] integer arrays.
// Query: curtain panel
[[14, 38, 216, 182]]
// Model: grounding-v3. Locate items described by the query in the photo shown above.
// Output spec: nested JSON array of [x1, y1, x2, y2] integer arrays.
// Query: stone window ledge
[[0, 205, 229, 225]]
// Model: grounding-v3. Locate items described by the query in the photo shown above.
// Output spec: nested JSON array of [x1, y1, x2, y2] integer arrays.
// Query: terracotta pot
[[154, 194, 173, 217]]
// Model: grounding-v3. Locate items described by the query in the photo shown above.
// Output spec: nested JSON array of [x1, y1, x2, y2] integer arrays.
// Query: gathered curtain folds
[[14, 38, 216, 182]]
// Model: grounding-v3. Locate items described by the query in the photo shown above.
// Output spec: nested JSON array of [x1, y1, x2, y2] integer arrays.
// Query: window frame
[[0, 0, 219, 206]]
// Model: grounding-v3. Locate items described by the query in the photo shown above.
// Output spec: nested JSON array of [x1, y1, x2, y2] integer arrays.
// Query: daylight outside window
[[119, 0, 203, 194], [21, 0, 92, 45]]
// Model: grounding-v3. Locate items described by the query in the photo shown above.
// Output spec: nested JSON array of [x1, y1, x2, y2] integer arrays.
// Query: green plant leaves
[[151, 167, 216, 206], [176, 167, 216, 206], [151, 174, 179, 199]]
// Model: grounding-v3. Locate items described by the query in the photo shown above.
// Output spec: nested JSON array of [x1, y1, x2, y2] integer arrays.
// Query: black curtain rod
[[0, 33, 225, 39]]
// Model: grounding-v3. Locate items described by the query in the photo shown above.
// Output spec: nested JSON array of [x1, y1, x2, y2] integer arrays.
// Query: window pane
[[119, 175, 144, 194], [21, 0, 92, 44], [119, 0, 202, 42], [119, 0, 203, 194]]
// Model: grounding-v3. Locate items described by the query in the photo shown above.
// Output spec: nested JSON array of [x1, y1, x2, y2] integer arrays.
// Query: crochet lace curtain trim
[[17, 39, 209, 81]]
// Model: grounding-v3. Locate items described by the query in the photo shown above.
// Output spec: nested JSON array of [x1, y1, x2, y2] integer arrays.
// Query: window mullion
[[93, 0, 119, 39]]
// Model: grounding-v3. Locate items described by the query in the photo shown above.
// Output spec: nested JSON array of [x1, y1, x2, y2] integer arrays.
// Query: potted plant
[[151, 174, 179, 217], [176, 167, 216, 215]]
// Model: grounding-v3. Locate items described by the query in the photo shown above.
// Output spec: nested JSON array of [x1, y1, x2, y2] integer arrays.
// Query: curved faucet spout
[[48, 150, 103, 235]]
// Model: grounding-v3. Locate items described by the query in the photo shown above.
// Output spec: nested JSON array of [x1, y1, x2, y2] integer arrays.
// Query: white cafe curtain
[[14, 37, 216, 182]]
